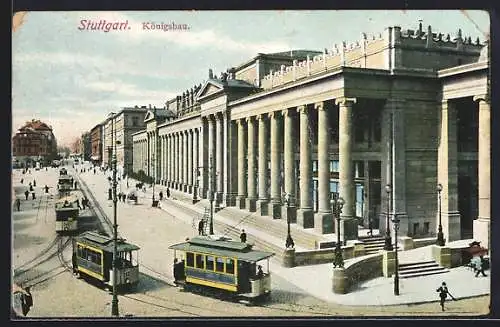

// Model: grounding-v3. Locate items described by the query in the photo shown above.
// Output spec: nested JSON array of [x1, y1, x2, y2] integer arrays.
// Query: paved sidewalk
[[102, 178, 491, 306]]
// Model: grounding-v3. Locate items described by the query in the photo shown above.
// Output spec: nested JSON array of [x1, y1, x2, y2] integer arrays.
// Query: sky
[[12, 10, 489, 147]]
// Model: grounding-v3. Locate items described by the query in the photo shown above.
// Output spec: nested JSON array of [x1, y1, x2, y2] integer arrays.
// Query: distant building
[[79, 132, 91, 161], [90, 123, 103, 164], [102, 106, 149, 173], [12, 119, 57, 167]]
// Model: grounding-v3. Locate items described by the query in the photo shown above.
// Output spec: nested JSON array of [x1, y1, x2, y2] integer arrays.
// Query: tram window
[[225, 258, 234, 274], [215, 257, 224, 272], [206, 256, 215, 271], [186, 253, 194, 267], [195, 254, 204, 269]]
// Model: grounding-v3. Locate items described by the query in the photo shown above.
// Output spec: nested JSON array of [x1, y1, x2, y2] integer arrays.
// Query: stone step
[[399, 265, 443, 275], [399, 260, 436, 269], [398, 269, 449, 279]]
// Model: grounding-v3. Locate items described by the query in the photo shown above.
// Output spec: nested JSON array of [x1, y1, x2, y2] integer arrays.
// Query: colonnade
[[234, 98, 358, 240]]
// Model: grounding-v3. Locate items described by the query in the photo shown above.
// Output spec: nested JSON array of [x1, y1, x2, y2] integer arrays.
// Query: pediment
[[144, 110, 155, 122], [197, 81, 223, 99]]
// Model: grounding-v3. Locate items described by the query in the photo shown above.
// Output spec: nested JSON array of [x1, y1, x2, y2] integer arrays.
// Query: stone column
[[257, 113, 269, 216], [176, 132, 180, 189], [438, 99, 461, 241], [200, 118, 209, 199], [246, 116, 257, 212], [473, 95, 490, 249], [167, 135, 172, 187], [161, 135, 165, 185], [178, 132, 183, 190], [282, 108, 297, 223], [236, 118, 247, 209], [336, 97, 358, 242], [187, 129, 193, 193], [391, 99, 409, 237], [193, 128, 199, 201], [296, 105, 314, 228], [216, 113, 224, 208], [208, 115, 216, 200], [269, 111, 282, 219], [314, 101, 333, 234], [183, 130, 189, 192]]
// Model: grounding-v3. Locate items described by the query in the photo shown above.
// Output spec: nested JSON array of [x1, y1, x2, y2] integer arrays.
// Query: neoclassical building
[[132, 25, 490, 249]]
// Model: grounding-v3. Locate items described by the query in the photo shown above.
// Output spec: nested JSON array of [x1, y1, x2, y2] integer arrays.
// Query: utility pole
[[110, 112, 119, 317]]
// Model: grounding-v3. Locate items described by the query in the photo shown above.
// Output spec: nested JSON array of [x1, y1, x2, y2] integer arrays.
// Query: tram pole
[[110, 112, 119, 317]]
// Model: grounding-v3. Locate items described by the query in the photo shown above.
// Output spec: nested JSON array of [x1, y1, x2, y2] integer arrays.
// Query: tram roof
[[169, 236, 275, 262], [76, 231, 140, 252]]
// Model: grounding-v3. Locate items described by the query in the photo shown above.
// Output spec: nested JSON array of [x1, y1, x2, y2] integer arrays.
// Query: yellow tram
[[169, 235, 274, 302], [73, 231, 140, 292], [54, 194, 79, 233], [57, 175, 73, 197]]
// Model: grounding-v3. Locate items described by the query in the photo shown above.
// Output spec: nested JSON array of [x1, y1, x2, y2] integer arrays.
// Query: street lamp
[[109, 112, 119, 317], [436, 183, 445, 246], [283, 193, 294, 249], [384, 184, 393, 251], [392, 214, 400, 295], [331, 194, 345, 268]]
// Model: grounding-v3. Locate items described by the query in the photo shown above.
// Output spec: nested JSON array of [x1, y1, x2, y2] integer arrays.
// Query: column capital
[[237, 118, 246, 126], [257, 113, 267, 121], [245, 116, 254, 124], [269, 111, 282, 119], [281, 108, 295, 117], [314, 101, 325, 111], [296, 105, 309, 114], [473, 94, 489, 103], [335, 97, 357, 106]]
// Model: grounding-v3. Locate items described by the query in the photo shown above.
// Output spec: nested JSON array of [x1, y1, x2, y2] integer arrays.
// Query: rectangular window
[[330, 160, 339, 172], [312, 161, 318, 172], [215, 257, 224, 272], [225, 258, 234, 274], [423, 222, 430, 234], [186, 252, 194, 267], [413, 223, 420, 236], [195, 254, 204, 269], [206, 256, 215, 271]]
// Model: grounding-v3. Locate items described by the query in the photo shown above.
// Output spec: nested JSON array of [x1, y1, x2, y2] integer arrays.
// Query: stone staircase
[[398, 260, 449, 279], [359, 236, 386, 255]]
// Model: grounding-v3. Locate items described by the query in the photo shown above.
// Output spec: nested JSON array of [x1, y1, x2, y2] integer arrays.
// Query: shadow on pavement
[[12, 212, 37, 221], [135, 273, 172, 293], [13, 234, 47, 250]]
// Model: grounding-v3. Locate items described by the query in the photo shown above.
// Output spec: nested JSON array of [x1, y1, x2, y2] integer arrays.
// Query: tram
[[57, 175, 73, 196], [54, 194, 80, 233], [72, 231, 140, 292], [169, 235, 274, 303]]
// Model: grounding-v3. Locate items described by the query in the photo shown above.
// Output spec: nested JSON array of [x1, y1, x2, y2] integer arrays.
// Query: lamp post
[[192, 167, 199, 204], [436, 183, 445, 246], [332, 195, 345, 268], [284, 193, 294, 249], [109, 112, 119, 317], [384, 184, 393, 251], [392, 214, 400, 295]]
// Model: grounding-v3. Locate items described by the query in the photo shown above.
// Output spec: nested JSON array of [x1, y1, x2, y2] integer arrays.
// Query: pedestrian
[[240, 229, 247, 243], [257, 265, 264, 279], [81, 197, 86, 210], [32, 192, 36, 200], [166, 188, 170, 198], [367, 217, 373, 237], [20, 178, 23, 184], [475, 256, 488, 277], [15, 198, 21, 211], [74, 181, 78, 189], [436, 282, 454, 311], [198, 220, 205, 236], [72, 252, 78, 275], [21, 286, 33, 316], [33, 180, 36, 187], [76, 199, 82, 210], [159, 191, 163, 201], [44, 185, 49, 193], [93, 168, 96, 174], [108, 188, 112, 200], [173, 258, 180, 285], [29, 183, 33, 192]]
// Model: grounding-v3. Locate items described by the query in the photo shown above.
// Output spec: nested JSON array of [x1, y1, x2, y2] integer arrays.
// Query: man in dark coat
[[436, 282, 455, 311], [240, 229, 247, 243], [15, 198, 21, 211], [166, 188, 171, 198], [44, 185, 49, 193], [475, 256, 488, 277], [159, 191, 163, 201], [198, 220, 205, 236]]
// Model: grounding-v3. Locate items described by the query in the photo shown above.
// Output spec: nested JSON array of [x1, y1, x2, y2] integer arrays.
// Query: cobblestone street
[[12, 166, 490, 318]]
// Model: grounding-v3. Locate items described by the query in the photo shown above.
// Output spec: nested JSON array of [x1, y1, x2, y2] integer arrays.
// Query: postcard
[[11, 9, 491, 318]]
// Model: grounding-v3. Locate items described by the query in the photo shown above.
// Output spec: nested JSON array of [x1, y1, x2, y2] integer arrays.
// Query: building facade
[[90, 123, 103, 164], [102, 106, 149, 173], [132, 25, 490, 249], [12, 119, 58, 166]]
